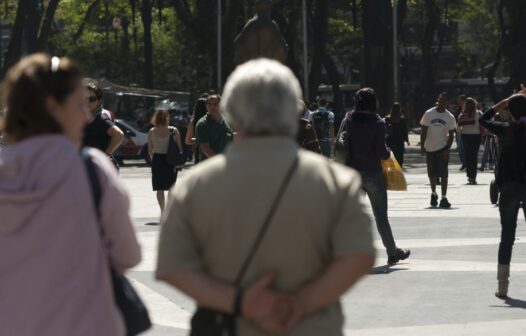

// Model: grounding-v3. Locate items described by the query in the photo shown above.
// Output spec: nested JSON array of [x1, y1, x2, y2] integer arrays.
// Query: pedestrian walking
[[385, 102, 409, 166], [311, 98, 335, 157], [83, 81, 124, 170], [148, 109, 183, 212], [297, 101, 321, 153], [478, 86, 526, 298], [185, 98, 208, 164], [0, 53, 141, 336], [344, 88, 410, 266], [156, 59, 375, 335], [457, 97, 483, 184], [455, 94, 467, 171], [420, 92, 456, 208], [195, 94, 234, 161]]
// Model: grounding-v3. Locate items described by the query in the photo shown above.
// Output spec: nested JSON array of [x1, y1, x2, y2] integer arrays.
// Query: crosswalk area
[[121, 167, 526, 335]]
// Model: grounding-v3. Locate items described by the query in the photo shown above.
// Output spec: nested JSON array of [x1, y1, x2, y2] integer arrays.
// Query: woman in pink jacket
[[0, 54, 141, 335]]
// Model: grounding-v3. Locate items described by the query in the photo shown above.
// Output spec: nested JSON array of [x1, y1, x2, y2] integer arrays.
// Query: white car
[[113, 119, 150, 164]]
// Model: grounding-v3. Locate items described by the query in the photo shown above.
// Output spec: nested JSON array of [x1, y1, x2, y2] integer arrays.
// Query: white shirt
[[420, 107, 456, 152], [459, 110, 483, 135]]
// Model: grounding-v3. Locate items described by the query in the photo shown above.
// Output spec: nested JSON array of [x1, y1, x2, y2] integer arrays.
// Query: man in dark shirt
[[195, 95, 233, 161], [83, 82, 124, 165]]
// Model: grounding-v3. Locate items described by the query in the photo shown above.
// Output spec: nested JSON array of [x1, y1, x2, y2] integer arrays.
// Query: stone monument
[[234, 0, 288, 64]]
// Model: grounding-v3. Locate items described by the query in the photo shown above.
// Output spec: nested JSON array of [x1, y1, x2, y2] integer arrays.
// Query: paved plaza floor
[[120, 146, 526, 335]]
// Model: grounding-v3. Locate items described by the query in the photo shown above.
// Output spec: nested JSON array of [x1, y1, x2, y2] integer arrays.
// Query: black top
[[83, 114, 115, 152], [479, 108, 526, 186], [385, 117, 408, 148]]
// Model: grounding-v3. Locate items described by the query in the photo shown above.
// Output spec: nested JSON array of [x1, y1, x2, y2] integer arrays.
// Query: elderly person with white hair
[[155, 59, 375, 335]]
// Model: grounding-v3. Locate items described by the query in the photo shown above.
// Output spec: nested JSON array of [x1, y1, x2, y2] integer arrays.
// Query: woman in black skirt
[[148, 109, 183, 212]]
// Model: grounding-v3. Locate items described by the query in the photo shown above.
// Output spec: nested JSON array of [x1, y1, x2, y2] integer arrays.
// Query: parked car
[[113, 119, 150, 165]]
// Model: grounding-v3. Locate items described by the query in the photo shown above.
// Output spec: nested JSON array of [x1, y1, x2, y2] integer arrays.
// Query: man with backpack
[[311, 98, 335, 158]]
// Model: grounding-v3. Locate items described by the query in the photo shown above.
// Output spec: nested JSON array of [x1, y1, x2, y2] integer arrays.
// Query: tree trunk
[[324, 55, 344, 125], [488, 0, 504, 101], [25, 0, 41, 53], [73, 0, 101, 41], [362, 0, 392, 111], [502, 0, 526, 93], [420, 0, 440, 115], [37, 0, 60, 51], [141, 0, 154, 88], [3, 0, 29, 73], [308, 0, 329, 101]]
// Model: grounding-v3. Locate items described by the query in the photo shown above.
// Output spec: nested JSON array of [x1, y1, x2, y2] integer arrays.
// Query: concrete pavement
[[120, 149, 526, 335]]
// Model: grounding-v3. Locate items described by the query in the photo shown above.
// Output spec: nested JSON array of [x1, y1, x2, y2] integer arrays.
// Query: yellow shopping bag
[[381, 153, 407, 191]]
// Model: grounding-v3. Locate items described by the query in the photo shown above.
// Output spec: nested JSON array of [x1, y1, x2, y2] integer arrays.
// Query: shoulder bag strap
[[234, 155, 300, 286], [82, 148, 103, 221]]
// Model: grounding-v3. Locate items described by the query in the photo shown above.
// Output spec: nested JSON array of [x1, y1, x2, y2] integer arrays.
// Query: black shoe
[[478, 167, 484, 172], [439, 197, 451, 208], [388, 248, 411, 266], [468, 179, 477, 185], [430, 193, 438, 207], [460, 165, 467, 171]]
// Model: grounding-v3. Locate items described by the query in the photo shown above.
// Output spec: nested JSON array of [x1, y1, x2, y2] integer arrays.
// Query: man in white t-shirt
[[420, 92, 456, 208]]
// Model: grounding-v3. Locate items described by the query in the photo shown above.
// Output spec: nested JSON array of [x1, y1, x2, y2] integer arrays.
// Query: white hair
[[221, 58, 302, 136]]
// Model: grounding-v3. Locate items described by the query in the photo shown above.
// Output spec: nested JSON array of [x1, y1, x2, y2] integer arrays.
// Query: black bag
[[82, 148, 152, 336], [166, 127, 186, 167], [190, 156, 300, 336], [311, 111, 330, 139]]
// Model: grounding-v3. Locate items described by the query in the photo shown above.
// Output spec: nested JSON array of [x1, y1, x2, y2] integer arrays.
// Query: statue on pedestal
[[234, 0, 288, 64]]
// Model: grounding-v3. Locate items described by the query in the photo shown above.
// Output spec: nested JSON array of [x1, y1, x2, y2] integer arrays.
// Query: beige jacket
[[156, 137, 375, 336]]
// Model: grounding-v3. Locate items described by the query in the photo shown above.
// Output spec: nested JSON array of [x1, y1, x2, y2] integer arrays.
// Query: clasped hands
[[241, 272, 305, 334]]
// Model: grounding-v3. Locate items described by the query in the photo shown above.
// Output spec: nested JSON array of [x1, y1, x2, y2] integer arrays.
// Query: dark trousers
[[361, 171, 397, 256], [461, 134, 481, 180], [498, 182, 526, 264]]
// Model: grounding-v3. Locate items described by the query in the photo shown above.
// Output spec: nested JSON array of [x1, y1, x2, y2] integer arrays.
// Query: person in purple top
[[344, 88, 410, 266]]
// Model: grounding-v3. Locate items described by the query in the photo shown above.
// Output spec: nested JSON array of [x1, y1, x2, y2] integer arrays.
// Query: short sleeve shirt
[[83, 114, 115, 152], [420, 107, 456, 152], [195, 114, 234, 160]]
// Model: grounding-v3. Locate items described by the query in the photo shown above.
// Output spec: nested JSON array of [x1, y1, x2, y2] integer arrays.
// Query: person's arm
[[90, 150, 141, 274], [293, 254, 373, 319], [106, 125, 124, 155], [290, 170, 375, 321], [185, 120, 196, 145], [479, 100, 510, 136], [376, 123, 391, 160], [173, 128, 184, 153], [200, 143, 216, 158], [420, 126, 428, 155], [148, 129, 154, 160], [156, 185, 293, 333], [446, 130, 455, 150], [403, 120, 409, 145]]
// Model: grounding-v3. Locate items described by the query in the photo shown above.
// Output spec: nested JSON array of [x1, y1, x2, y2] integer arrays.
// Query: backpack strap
[[81, 148, 102, 220]]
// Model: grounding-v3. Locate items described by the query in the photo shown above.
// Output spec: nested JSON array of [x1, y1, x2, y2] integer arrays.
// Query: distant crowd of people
[[1, 53, 526, 335]]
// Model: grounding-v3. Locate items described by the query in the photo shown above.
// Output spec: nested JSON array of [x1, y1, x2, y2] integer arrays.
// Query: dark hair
[[192, 98, 208, 128], [390, 102, 401, 118], [2, 53, 82, 141], [354, 87, 377, 112], [508, 94, 526, 121], [151, 109, 170, 126], [439, 92, 449, 99], [458, 94, 467, 101], [85, 81, 103, 101], [318, 98, 328, 107], [463, 97, 477, 117], [206, 94, 221, 103]]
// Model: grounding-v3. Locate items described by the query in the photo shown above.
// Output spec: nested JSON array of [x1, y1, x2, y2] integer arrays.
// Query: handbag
[[381, 152, 407, 191], [166, 127, 186, 167], [82, 149, 152, 335], [190, 155, 300, 336]]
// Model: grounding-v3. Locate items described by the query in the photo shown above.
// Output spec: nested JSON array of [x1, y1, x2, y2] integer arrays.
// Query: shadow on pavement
[[145, 222, 159, 226], [371, 265, 409, 275], [504, 297, 526, 309]]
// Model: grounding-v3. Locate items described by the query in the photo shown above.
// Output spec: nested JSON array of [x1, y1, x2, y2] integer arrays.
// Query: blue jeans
[[360, 171, 397, 256], [498, 182, 526, 265], [319, 139, 331, 158]]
